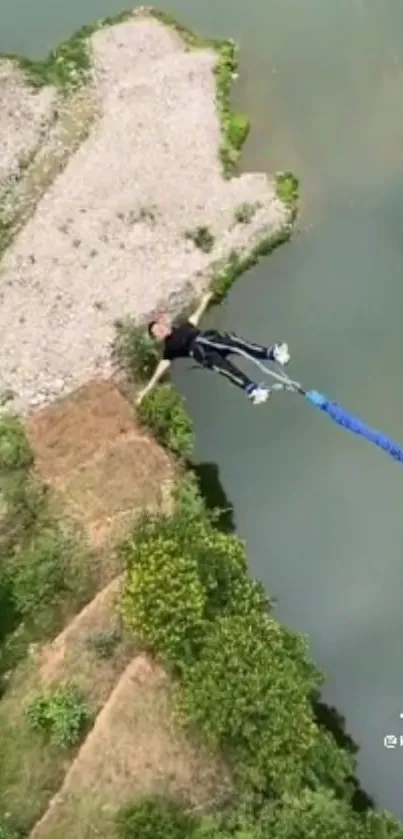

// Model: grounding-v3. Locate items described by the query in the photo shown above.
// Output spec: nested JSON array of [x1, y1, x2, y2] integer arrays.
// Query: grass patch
[[86, 628, 122, 659], [0, 662, 79, 832], [112, 318, 161, 383], [184, 226, 215, 253], [210, 226, 292, 304], [137, 385, 194, 459]]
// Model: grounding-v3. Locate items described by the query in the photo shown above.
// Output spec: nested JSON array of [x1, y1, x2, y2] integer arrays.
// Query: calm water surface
[[1, 0, 403, 816]]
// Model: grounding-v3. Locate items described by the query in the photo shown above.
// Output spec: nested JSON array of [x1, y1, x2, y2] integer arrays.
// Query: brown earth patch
[[37, 575, 136, 710], [24, 379, 176, 551], [30, 655, 232, 839]]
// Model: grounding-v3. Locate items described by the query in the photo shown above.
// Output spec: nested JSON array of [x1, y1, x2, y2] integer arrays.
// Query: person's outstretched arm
[[136, 359, 171, 404], [188, 291, 214, 325]]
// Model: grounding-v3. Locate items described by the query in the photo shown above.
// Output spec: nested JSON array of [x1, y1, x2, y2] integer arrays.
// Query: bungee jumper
[[137, 292, 403, 468], [137, 292, 290, 407]]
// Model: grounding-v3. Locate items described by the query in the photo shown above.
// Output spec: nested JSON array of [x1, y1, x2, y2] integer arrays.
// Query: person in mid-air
[[136, 292, 290, 406]]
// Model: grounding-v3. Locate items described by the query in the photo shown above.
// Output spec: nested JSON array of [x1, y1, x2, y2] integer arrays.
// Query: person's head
[[147, 314, 172, 343]]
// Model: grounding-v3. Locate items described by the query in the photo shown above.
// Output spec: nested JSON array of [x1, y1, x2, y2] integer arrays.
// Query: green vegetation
[[214, 43, 250, 175], [137, 384, 194, 458], [86, 628, 122, 659], [275, 171, 299, 215], [113, 318, 161, 383], [115, 790, 403, 839], [233, 202, 260, 224], [120, 465, 403, 839], [26, 685, 91, 747], [0, 820, 22, 839], [1, 12, 392, 839], [0, 414, 32, 472], [0, 414, 92, 682], [210, 227, 291, 304], [116, 795, 197, 839], [185, 226, 215, 253]]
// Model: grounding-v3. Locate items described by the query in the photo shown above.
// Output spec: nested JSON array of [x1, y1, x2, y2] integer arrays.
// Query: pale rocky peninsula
[[0, 7, 292, 415]]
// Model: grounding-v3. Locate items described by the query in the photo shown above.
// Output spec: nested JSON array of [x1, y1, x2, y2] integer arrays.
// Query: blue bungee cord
[[229, 346, 403, 467]]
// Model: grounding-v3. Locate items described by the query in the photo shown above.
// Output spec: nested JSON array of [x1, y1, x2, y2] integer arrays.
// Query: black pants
[[190, 329, 276, 393]]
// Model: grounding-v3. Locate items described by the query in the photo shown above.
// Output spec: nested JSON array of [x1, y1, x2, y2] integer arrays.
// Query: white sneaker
[[249, 386, 269, 405], [272, 342, 290, 366]]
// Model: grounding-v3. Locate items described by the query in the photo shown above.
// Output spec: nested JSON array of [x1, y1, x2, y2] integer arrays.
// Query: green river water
[[1, 0, 403, 817]]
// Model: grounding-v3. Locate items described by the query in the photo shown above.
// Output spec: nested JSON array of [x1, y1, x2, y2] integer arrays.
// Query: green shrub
[[180, 612, 319, 796], [0, 473, 45, 559], [113, 318, 160, 383], [116, 795, 197, 839], [26, 685, 91, 747], [12, 529, 71, 627], [253, 787, 374, 839], [304, 727, 355, 798], [86, 628, 121, 659], [0, 415, 32, 473], [275, 171, 299, 211], [137, 384, 194, 458], [121, 514, 207, 669], [185, 227, 215, 253], [172, 470, 208, 521], [121, 501, 270, 671]]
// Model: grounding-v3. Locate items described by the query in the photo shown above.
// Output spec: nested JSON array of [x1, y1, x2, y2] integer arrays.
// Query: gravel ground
[[0, 61, 57, 194], [0, 15, 288, 415]]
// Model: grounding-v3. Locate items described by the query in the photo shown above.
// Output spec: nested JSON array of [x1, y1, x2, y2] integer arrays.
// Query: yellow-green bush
[[120, 495, 270, 672], [179, 612, 319, 797]]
